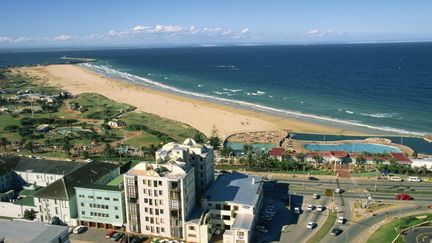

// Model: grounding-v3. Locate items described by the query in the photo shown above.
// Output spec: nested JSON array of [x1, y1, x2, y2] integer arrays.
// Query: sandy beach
[[18, 64, 361, 138]]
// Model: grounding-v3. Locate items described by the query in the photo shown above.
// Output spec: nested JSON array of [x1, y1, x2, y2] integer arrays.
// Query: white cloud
[[239, 28, 249, 34], [305, 29, 344, 37], [53, 34, 73, 41], [0, 36, 12, 43], [132, 25, 151, 32]]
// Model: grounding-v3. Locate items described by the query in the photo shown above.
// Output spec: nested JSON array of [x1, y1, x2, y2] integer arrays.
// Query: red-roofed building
[[270, 148, 285, 161], [390, 153, 412, 164]]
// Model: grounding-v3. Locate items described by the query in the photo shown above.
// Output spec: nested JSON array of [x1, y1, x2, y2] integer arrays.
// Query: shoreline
[[17, 64, 381, 138]]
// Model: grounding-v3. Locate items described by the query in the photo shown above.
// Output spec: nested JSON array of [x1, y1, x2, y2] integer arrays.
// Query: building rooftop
[[34, 161, 121, 200], [232, 213, 254, 231], [0, 219, 68, 243], [270, 147, 285, 157], [0, 155, 84, 175], [203, 172, 261, 206], [127, 162, 192, 180], [390, 152, 412, 164]]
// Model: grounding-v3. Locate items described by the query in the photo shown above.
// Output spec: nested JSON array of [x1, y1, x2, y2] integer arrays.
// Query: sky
[[1, 0, 432, 48]]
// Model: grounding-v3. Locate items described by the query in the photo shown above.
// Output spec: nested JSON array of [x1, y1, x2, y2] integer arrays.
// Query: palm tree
[[312, 155, 324, 169], [296, 152, 306, 163]]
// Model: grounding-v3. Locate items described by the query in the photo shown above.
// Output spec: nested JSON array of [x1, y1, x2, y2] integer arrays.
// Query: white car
[[312, 194, 320, 199], [316, 205, 324, 212], [306, 204, 314, 211], [307, 222, 317, 229], [72, 226, 86, 234], [337, 216, 345, 224], [390, 176, 402, 182], [407, 176, 421, 182], [335, 188, 344, 194], [294, 207, 301, 214]]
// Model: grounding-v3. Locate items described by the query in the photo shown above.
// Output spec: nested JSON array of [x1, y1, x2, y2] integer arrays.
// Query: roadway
[[272, 176, 432, 243]]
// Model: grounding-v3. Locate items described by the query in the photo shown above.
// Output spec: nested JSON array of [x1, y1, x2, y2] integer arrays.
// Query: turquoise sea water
[[1, 43, 432, 136]]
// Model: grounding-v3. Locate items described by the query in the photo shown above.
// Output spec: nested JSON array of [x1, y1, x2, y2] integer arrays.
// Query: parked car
[[308, 176, 319, 181], [294, 207, 301, 214], [396, 193, 413, 200], [307, 222, 317, 229], [407, 176, 421, 182], [335, 188, 344, 194], [312, 193, 320, 199], [316, 205, 324, 212], [306, 204, 314, 211], [111, 232, 124, 241], [72, 226, 86, 234], [256, 225, 268, 233], [331, 228, 343, 236], [390, 176, 402, 182], [131, 237, 147, 243], [337, 216, 345, 224], [106, 229, 116, 238]]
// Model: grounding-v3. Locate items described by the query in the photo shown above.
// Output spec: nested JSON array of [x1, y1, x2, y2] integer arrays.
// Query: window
[[153, 181, 158, 187], [158, 181, 162, 186], [82, 211, 85, 215], [159, 190, 163, 196], [115, 215, 119, 219], [115, 206, 118, 210], [160, 209, 164, 214], [189, 226, 196, 230], [215, 204, 221, 210], [143, 179, 147, 185], [81, 202, 84, 207], [145, 207, 148, 213], [54, 199, 58, 205], [144, 198, 148, 203], [237, 231, 244, 237], [143, 189, 147, 194], [223, 215, 230, 220], [234, 206, 239, 211], [113, 198, 119, 202], [104, 197, 110, 200], [161, 227, 165, 233], [88, 195, 93, 199], [96, 196, 102, 200], [79, 195, 84, 198], [55, 207, 59, 214]]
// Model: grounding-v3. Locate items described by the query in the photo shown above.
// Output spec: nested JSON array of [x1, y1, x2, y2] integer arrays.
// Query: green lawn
[[367, 213, 432, 243], [121, 112, 204, 142], [124, 131, 162, 147], [107, 174, 124, 186], [72, 93, 135, 119], [307, 210, 337, 243]]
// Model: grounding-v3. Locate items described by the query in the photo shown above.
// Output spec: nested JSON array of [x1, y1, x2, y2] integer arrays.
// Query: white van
[[407, 176, 421, 182], [390, 176, 402, 182]]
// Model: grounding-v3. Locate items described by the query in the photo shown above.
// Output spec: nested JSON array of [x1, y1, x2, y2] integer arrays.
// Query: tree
[[312, 155, 324, 169], [208, 125, 221, 149], [221, 147, 234, 157], [60, 136, 73, 157], [242, 144, 254, 155], [296, 152, 306, 163], [23, 141, 35, 153], [0, 137, 9, 151], [103, 143, 112, 160], [193, 133, 205, 144], [82, 150, 90, 159], [23, 209, 37, 220]]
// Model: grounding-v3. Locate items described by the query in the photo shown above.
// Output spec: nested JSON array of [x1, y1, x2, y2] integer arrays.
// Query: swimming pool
[[224, 142, 275, 153], [304, 143, 401, 153]]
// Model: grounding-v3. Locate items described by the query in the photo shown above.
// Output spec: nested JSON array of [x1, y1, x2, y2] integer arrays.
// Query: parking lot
[[69, 228, 115, 243]]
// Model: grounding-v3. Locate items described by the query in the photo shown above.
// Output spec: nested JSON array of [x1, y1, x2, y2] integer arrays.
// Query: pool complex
[[304, 143, 401, 153]]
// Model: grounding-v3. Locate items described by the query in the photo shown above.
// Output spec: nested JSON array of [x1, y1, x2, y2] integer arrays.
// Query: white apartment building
[[124, 161, 195, 239], [186, 172, 263, 243], [156, 139, 214, 198]]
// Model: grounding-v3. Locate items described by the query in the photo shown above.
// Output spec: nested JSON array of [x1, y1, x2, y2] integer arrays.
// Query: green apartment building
[[75, 174, 126, 229]]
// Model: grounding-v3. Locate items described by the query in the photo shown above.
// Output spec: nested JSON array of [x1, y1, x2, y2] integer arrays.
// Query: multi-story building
[[124, 161, 195, 239], [75, 174, 126, 229], [33, 161, 124, 225], [185, 172, 263, 243], [156, 139, 214, 198], [0, 155, 83, 193]]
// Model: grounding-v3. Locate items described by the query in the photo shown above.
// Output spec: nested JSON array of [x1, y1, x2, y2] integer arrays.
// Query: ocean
[[1, 43, 432, 136]]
